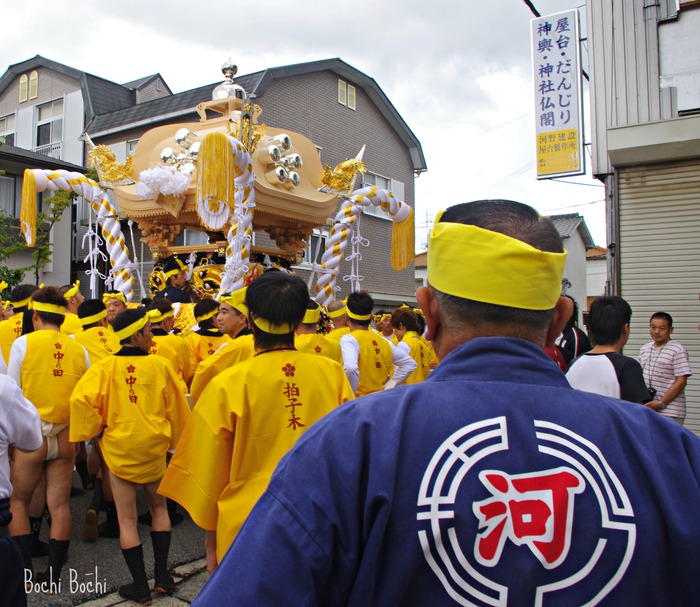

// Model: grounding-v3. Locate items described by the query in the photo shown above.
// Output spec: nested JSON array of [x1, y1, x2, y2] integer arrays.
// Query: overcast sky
[[2, 0, 604, 249]]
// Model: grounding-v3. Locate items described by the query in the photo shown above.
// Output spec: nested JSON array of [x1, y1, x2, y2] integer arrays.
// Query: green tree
[[0, 209, 28, 292]]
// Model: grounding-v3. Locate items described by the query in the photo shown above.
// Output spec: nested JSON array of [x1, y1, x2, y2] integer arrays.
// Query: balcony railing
[[31, 141, 63, 159]]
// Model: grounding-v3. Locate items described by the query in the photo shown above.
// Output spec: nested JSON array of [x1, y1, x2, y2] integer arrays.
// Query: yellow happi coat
[[294, 333, 343, 365], [74, 326, 119, 364], [189, 334, 255, 401], [150, 331, 195, 389], [184, 330, 228, 366], [0, 314, 23, 364], [326, 326, 351, 341], [348, 329, 394, 397], [69, 349, 190, 483], [159, 349, 354, 561], [399, 331, 432, 384], [15, 330, 88, 423], [60, 312, 83, 335]]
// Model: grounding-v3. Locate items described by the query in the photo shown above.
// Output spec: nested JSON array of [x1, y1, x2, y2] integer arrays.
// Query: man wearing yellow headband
[[294, 299, 343, 365], [147, 298, 194, 391], [189, 289, 254, 402], [103, 290, 128, 328], [376, 310, 398, 345], [390, 307, 432, 384], [155, 255, 192, 304], [70, 307, 190, 603], [159, 271, 354, 574], [326, 299, 350, 341], [340, 291, 416, 396], [183, 299, 227, 366], [59, 281, 85, 336], [0, 284, 37, 366], [7, 286, 89, 586], [194, 200, 700, 606]]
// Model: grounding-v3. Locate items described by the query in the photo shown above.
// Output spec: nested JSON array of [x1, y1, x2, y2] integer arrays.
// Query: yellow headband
[[64, 280, 81, 299], [327, 305, 346, 319], [195, 308, 218, 322], [115, 310, 159, 341], [165, 258, 188, 279], [32, 301, 67, 316], [12, 295, 32, 309], [150, 308, 174, 324], [80, 309, 107, 326], [103, 292, 127, 305], [427, 221, 567, 311], [1, 300, 9, 310], [220, 287, 248, 316], [382, 314, 392, 321], [0, 280, 7, 292], [347, 309, 372, 321], [303, 307, 321, 324], [252, 316, 295, 335]]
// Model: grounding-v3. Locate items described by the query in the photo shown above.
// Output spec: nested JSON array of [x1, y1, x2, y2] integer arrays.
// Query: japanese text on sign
[[531, 10, 584, 178]]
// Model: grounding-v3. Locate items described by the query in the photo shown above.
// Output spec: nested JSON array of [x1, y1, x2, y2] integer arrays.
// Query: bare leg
[[143, 479, 170, 533], [8, 439, 47, 536], [43, 428, 76, 541], [108, 473, 139, 549]]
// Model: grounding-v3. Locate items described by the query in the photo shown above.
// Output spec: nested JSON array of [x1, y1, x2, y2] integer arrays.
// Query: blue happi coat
[[195, 337, 700, 606]]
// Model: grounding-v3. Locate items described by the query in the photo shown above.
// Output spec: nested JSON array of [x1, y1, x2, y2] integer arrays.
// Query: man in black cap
[[156, 256, 192, 303]]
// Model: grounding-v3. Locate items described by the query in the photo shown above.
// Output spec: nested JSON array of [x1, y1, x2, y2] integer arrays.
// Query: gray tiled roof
[[122, 75, 158, 89], [2, 56, 426, 173], [87, 73, 264, 134], [548, 213, 595, 249], [83, 72, 135, 117]]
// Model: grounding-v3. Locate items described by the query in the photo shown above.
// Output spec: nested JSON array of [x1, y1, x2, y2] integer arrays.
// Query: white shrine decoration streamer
[[81, 208, 108, 299], [24, 170, 135, 301], [216, 136, 256, 296], [314, 186, 411, 306]]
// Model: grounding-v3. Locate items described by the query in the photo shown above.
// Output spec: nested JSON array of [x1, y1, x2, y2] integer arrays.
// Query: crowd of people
[[0, 198, 699, 607]]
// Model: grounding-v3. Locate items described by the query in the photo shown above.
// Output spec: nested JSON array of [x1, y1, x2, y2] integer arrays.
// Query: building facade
[[586, 0, 700, 431]]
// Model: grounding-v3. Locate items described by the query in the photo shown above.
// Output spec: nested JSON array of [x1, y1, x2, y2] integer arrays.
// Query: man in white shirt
[[639, 312, 692, 424], [566, 296, 649, 404], [339, 291, 416, 396]]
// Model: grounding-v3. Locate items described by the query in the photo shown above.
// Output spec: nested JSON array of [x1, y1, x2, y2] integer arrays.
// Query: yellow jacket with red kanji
[[74, 326, 119, 365], [158, 349, 354, 561], [294, 333, 343, 365], [69, 350, 190, 483], [10, 330, 88, 424], [189, 334, 255, 400]]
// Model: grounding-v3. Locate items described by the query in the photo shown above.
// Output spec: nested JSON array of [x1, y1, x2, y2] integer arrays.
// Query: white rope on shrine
[[81, 208, 108, 299], [314, 186, 411, 306], [218, 136, 256, 296], [126, 219, 147, 298], [24, 170, 136, 301]]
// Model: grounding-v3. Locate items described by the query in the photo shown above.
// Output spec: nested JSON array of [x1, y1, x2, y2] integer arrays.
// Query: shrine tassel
[[391, 205, 414, 271]]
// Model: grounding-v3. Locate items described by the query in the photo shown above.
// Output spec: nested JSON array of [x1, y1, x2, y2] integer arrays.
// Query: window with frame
[[0, 114, 15, 146], [126, 139, 139, 155], [36, 99, 63, 148], [19, 74, 28, 103], [0, 175, 17, 215], [299, 229, 328, 266], [338, 79, 356, 110], [361, 172, 406, 219], [29, 70, 38, 99]]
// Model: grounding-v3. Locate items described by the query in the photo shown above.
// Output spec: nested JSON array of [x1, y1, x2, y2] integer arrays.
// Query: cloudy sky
[[2, 0, 605, 249]]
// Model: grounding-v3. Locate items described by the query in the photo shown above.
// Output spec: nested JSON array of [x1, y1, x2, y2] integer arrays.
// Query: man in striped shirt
[[639, 312, 692, 424]]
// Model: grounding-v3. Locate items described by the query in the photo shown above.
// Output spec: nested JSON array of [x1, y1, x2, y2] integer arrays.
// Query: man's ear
[[416, 287, 440, 343], [545, 296, 574, 348]]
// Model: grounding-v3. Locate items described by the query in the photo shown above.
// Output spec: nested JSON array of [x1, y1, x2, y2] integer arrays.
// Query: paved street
[[26, 471, 208, 607]]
